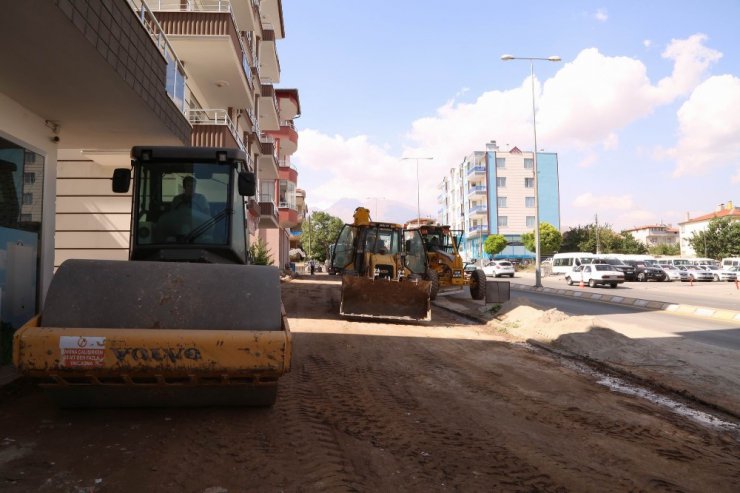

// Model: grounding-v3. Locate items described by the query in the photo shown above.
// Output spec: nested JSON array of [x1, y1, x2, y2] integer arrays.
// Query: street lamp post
[[501, 54, 561, 288], [402, 157, 433, 222]]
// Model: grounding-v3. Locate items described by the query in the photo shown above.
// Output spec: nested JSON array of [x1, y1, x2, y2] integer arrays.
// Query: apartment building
[[0, 0, 300, 331], [621, 224, 679, 249], [678, 201, 739, 257], [437, 140, 560, 262]]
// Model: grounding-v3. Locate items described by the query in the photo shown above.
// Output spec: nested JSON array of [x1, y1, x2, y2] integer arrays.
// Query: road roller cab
[[13, 147, 292, 407]]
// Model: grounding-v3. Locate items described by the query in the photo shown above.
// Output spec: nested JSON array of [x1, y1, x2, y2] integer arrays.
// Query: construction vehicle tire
[[469, 269, 487, 300], [426, 268, 440, 300]]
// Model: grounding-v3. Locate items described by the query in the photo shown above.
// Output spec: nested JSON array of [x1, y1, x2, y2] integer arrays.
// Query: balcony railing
[[260, 134, 279, 161], [468, 185, 486, 195], [186, 109, 244, 151], [469, 205, 487, 215], [127, 0, 189, 113], [468, 225, 488, 233], [466, 165, 485, 176]]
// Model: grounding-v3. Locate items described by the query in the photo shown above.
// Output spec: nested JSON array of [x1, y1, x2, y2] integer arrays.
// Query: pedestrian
[[310, 260, 315, 275]]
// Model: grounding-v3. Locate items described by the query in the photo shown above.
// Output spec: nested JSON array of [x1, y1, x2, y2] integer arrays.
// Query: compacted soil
[[0, 276, 738, 492]]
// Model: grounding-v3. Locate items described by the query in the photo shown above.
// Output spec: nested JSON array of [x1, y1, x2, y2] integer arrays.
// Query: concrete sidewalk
[[433, 285, 740, 418]]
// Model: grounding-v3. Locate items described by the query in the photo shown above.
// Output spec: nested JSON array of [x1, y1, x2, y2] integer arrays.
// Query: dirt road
[[0, 276, 738, 492]]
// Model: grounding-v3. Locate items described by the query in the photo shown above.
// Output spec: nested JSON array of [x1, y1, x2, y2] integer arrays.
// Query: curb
[[510, 283, 740, 323]]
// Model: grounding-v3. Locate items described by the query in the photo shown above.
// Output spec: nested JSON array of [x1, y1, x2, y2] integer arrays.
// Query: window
[[497, 197, 507, 208], [526, 216, 536, 228], [524, 158, 533, 169], [496, 157, 506, 168], [525, 197, 535, 208], [496, 177, 506, 187], [24, 172, 36, 185], [22, 193, 33, 205], [20, 214, 32, 222], [498, 216, 508, 227], [524, 177, 534, 188]]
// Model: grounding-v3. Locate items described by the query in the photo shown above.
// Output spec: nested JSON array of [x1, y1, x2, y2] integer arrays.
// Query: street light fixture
[[501, 54, 561, 288], [401, 157, 434, 222]]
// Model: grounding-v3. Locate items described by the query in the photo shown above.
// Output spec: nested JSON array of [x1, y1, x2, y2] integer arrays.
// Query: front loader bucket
[[340, 275, 431, 321]]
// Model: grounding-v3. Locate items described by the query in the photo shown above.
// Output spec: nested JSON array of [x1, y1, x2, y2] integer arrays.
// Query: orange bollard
[[579, 279, 584, 288]]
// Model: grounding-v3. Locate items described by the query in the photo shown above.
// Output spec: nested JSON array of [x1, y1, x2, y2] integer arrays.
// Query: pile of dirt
[[491, 297, 598, 343]]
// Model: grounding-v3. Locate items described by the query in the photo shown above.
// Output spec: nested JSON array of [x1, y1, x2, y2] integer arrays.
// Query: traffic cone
[[579, 279, 584, 288]]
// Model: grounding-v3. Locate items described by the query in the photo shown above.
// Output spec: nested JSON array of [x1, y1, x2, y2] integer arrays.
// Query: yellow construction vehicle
[[330, 207, 432, 321], [13, 146, 291, 407], [405, 220, 486, 301]]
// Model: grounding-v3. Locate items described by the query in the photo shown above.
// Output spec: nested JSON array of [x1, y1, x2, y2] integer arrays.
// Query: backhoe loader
[[13, 146, 291, 407], [331, 208, 432, 321], [405, 220, 486, 301]]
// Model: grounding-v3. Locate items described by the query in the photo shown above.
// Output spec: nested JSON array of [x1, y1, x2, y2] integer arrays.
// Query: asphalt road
[[513, 288, 740, 351], [509, 271, 740, 311]]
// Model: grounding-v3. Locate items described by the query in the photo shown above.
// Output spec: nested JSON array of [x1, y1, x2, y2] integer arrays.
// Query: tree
[[560, 225, 591, 253], [249, 237, 274, 265], [521, 222, 562, 255], [302, 211, 345, 262], [483, 234, 507, 257], [688, 217, 740, 258], [616, 232, 648, 254], [648, 243, 680, 256]]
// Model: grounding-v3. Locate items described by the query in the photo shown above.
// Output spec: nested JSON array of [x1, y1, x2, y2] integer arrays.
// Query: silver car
[[701, 265, 738, 282], [483, 260, 516, 278], [660, 264, 689, 282], [683, 266, 714, 282]]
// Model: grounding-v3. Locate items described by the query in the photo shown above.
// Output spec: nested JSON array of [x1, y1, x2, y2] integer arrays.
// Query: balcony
[[259, 84, 280, 131], [277, 89, 300, 120], [0, 1, 190, 148], [258, 193, 279, 229], [466, 165, 485, 176], [258, 134, 279, 180], [259, 27, 281, 83], [187, 109, 245, 151], [266, 120, 298, 158], [152, 4, 255, 111], [469, 205, 487, 218], [468, 185, 487, 196], [467, 224, 488, 237]]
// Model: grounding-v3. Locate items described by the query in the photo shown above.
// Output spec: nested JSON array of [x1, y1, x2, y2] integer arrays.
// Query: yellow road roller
[[13, 146, 291, 407], [330, 207, 432, 321]]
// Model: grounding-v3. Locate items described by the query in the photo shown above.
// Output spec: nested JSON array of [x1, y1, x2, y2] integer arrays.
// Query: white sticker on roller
[[60, 336, 106, 368]]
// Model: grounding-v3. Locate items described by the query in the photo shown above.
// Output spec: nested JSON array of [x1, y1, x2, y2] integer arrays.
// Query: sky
[[277, 1, 740, 231]]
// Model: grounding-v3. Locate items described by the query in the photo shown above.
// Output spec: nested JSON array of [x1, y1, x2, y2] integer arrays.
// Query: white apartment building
[[678, 201, 739, 257], [0, 0, 300, 333], [438, 141, 560, 262], [621, 224, 679, 249]]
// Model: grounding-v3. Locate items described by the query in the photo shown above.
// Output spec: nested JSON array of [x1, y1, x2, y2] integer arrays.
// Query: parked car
[[659, 264, 689, 282], [565, 264, 624, 288], [622, 260, 667, 282], [590, 257, 636, 281], [483, 260, 516, 278], [683, 266, 714, 282], [701, 265, 738, 282]]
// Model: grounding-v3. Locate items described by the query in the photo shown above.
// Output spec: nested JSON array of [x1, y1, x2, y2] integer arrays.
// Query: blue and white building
[[437, 140, 560, 262]]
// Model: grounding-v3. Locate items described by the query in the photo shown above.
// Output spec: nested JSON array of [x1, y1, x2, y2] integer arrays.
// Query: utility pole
[[595, 213, 600, 254]]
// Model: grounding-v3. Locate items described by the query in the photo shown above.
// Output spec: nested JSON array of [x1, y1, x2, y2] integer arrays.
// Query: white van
[[691, 257, 719, 268], [551, 252, 594, 275], [656, 257, 692, 268], [721, 257, 740, 269]]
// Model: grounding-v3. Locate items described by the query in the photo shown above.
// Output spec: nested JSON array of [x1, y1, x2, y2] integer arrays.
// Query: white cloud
[[573, 192, 635, 211], [654, 74, 740, 177], [594, 9, 608, 22], [643, 39, 653, 48], [293, 35, 723, 219]]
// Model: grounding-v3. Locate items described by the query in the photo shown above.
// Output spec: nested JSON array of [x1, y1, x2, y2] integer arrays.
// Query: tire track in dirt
[[296, 348, 566, 492]]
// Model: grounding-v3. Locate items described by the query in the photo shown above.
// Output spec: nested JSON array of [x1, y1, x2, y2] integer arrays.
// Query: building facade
[[678, 201, 739, 257], [621, 224, 679, 249], [0, 0, 299, 334], [437, 141, 560, 262]]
